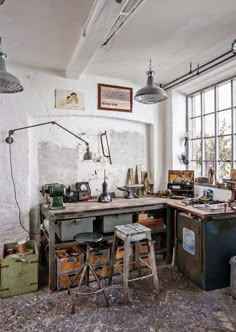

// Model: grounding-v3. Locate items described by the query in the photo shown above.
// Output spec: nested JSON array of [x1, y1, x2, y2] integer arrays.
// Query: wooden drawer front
[[56, 252, 84, 275], [97, 213, 133, 233], [57, 271, 81, 291], [55, 217, 94, 241], [89, 248, 110, 266]]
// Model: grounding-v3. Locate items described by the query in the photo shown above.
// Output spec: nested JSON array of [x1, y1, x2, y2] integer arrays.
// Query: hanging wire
[[8, 144, 41, 238]]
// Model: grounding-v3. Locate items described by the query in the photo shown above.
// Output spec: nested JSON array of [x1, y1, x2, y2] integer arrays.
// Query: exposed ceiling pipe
[[162, 40, 236, 91]]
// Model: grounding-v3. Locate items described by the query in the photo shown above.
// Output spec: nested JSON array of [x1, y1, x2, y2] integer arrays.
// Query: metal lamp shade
[[0, 52, 23, 94], [134, 66, 168, 104]]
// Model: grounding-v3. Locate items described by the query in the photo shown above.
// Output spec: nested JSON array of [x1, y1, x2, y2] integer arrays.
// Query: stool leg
[[134, 241, 142, 277], [147, 232, 160, 294], [89, 263, 109, 307], [85, 243, 90, 286], [123, 237, 131, 302], [108, 234, 119, 286], [71, 263, 88, 314]]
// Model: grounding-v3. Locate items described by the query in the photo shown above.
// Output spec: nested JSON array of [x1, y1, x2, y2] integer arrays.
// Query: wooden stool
[[108, 223, 159, 301]]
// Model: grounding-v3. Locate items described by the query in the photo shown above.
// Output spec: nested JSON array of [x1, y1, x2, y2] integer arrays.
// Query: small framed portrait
[[55, 89, 84, 110]]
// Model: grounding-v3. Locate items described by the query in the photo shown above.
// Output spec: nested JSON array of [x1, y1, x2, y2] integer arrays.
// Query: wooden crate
[[138, 218, 164, 231], [88, 247, 110, 266], [89, 264, 109, 281], [115, 245, 133, 260], [56, 248, 84, 275], [57, 271, 81, 291], [114, 260, 133, 274], [0, 240, 38, 298]]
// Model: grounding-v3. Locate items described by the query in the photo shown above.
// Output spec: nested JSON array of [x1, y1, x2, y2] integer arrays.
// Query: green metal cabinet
[[0, 240, 39, 298], [55, 217, 95, 241]]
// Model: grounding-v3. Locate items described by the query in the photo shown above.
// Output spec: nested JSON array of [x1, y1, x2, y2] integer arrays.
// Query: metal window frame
[[187, 76, 235, 180]]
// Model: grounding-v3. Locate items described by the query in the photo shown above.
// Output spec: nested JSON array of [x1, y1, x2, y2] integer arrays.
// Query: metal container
[[55, 217, 95, 241], [94, 213, 133, 233], [0, 240, 38, 298], [177, 212, 236, 290]]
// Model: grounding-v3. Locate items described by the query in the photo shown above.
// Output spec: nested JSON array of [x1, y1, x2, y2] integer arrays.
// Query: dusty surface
[[1, 266, 236, 332]]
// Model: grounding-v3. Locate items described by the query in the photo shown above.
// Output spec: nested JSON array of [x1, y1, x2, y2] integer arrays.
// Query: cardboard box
[[137, 213, 148, 221]]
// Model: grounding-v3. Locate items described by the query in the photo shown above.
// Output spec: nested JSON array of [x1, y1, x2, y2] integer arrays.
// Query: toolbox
[[94, 213, 133, 233], [0, 240, 39, 298], [55, 217, 95, 241]]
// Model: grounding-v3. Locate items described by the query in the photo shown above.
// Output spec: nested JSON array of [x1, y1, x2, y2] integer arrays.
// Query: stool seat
[[68, 232, 109, 313], [108, 223, 159, 302], [74, 232, 103, 243]]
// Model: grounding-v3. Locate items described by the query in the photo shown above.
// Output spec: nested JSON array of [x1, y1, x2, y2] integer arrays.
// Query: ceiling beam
[[66, 0, 127, 79]]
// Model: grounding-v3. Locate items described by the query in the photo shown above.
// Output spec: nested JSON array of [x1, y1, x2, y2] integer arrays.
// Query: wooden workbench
[[41, 197, 167, 290], [41, 196, 236, 290]]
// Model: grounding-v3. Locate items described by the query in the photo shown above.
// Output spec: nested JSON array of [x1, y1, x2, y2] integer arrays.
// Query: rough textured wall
[[0, 66, 160, 254]]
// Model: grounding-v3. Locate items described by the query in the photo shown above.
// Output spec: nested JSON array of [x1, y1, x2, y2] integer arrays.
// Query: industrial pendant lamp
[[134, 60, 167, 104], [0, 37, 23, 93]]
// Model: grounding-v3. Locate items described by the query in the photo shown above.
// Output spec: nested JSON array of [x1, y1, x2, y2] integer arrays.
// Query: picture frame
[[55, 89, 84, 110], [98, 83, 133, 112]]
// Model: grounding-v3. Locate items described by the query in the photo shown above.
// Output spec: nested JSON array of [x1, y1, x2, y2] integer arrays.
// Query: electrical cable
[[8, 144, 41, 237]]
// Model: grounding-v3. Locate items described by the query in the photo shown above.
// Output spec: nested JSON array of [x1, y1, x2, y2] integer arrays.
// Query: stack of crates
[[56, 246, 84, 290], [113, 244, 133, 274], [0, 240, 39, 298], [88, 245, 110, 282]]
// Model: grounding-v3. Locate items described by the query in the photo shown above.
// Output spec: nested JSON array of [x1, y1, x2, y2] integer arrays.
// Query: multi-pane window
[[187, 79, 236, 181]]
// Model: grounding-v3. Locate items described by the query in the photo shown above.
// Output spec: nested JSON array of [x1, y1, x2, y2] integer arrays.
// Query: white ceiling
[[1, 0, 236, 86]]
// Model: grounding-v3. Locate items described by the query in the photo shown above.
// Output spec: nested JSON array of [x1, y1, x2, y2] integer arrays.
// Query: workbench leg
[[49, 216, 56, 291], [123, 237, 131, 302], [147, 232, 159, 294]]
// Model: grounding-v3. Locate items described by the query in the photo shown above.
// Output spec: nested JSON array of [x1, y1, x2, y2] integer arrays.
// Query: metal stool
[[68, 232, 109, 313], [108, 223, 159, 301]]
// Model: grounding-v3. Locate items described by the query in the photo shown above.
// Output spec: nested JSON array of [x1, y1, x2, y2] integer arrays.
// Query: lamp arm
[[5, 120, 89, 146]]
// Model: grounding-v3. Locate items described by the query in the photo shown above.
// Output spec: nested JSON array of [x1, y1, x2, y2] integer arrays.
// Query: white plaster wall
[[0, 65, 162, 253]]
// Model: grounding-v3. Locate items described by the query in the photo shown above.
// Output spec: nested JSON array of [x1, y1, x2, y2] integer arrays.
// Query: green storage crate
[[0, 240, 39, 298], [94, 213, 133, 233]]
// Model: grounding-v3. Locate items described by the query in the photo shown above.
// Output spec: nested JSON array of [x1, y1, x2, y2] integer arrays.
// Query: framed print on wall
[[55, 89, 84, 110], [98, 83, 133, 112]]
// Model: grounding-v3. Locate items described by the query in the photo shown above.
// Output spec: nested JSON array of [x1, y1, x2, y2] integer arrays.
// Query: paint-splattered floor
[[1, 266, 236, 332]]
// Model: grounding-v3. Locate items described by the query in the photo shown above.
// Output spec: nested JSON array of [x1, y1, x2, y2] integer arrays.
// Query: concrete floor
[[1, 266, 236, 332]]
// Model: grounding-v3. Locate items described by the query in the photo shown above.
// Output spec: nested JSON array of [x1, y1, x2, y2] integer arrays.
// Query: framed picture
[[98, 83, 133, 112], [55, 89, 84, 110]]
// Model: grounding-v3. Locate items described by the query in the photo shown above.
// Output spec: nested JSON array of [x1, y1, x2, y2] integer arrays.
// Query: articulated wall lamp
[[134, 59, 168, 104], [5, 121, 93, 160]]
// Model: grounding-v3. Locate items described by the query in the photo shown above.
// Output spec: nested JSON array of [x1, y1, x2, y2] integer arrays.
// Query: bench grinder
[[41, 183, 65, 209]]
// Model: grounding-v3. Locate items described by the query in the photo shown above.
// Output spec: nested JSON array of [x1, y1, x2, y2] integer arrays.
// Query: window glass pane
[[233, 80, 236, 107], [218, 162, 231, 180], [204, 138, 215, 161], [192, 139, 201, 162], [192, 94, 201, 117], [218, 135, 232, 161], [203, 161, 215, 177], [218, 82, 231, 110], [192, 117, 201, 138], [204, 89, 214, 114], [204, 113, 215, 137], [191, 161, 201, 178], [218, 110, 231, 135]]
